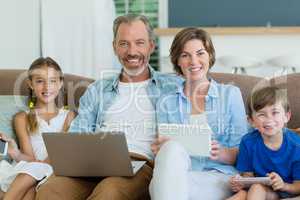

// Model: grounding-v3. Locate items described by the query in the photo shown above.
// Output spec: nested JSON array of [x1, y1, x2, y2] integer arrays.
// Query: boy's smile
[[250, 102, 290, 138]]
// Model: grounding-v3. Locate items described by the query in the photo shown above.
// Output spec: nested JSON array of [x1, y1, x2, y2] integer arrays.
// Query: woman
[[150, 28, 249, 200]]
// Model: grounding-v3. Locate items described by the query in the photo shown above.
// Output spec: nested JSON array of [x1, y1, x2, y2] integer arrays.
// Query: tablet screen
[[158, 123, 212, 156]]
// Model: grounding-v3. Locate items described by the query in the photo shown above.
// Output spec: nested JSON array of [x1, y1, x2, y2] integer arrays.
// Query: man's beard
[[121, 54, 149, 77]]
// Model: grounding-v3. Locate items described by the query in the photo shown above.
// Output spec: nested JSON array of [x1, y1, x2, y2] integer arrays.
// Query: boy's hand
[[151, 135, 170, 155], [268, 172, 286, 191], [230, 174, 245, 192], [0, 132, 20, 160]]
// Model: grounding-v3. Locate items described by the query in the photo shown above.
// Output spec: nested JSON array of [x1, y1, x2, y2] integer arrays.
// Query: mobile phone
[[0, 139, 8, 156]]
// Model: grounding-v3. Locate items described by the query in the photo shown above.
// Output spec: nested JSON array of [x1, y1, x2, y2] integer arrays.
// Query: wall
[[169, 0, 300, 27], [0, 0, 40, 68], [159, 33, 300, 77]]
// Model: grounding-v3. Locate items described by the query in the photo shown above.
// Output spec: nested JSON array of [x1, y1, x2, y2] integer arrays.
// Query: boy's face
[[250, 102, 291, 137]]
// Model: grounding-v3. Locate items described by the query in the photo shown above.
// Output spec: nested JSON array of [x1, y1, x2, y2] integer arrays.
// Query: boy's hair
[[27, 57, 64, 134], [247, 86, 290, 118]]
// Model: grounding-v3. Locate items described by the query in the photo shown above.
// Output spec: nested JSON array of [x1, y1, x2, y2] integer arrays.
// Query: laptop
[[42, 132, 146, 177]]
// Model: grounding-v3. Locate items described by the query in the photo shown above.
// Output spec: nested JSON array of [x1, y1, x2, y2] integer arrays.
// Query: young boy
[[227, 86, 300, 200]]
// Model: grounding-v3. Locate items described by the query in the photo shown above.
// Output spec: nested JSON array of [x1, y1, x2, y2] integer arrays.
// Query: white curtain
[[0, 0, 40, 68], [41, 0, 117, 79]]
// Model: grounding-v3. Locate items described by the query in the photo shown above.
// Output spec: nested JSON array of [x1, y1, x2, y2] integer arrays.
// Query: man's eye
[[119, 42, 128, 47], [136, 41, 145, 46]]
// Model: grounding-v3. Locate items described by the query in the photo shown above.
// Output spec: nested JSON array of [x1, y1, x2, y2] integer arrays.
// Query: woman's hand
[[151, 135, 170, 155], [210, 140, 239, 165], [210, 140, 221, 160], [0, 132, 21, 160]]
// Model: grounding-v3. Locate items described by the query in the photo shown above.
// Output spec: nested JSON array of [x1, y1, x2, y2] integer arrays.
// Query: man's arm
[[69, 84, 99, 133]]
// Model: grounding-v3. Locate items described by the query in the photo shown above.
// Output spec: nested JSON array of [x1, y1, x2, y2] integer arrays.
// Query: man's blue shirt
[[69, 67, 183, 133]]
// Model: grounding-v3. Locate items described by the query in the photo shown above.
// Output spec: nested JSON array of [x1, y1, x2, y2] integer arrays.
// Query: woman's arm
[[13, 112, 36, 162], [224, 86, 249, 165]]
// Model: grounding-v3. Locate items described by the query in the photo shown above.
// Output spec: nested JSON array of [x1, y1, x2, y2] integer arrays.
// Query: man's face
[[113, 20, 155, 76]]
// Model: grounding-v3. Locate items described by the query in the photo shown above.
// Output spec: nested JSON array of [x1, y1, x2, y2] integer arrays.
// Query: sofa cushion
[[0, 95, 27, 141], [271, 73, 300, 129], [0, 95, 27, 161]]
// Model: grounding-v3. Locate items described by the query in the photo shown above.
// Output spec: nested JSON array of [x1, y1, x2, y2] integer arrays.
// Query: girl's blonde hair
[[27, 57, 64, 134]]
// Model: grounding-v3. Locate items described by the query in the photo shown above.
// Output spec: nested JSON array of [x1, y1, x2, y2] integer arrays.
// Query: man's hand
[[151, 135, 170, 155]]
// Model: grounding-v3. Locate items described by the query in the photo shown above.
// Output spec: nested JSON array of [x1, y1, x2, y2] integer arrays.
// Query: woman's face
[[177, 39, 210, 82]]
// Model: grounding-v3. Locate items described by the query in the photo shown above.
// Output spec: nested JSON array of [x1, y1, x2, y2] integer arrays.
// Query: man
[[36, 14, 181, 200]]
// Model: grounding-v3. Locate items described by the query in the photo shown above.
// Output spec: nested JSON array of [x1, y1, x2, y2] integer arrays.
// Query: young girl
[[0, 57, 76, 200]]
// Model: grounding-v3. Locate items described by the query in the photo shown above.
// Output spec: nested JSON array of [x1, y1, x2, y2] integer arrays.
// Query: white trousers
[[150, 141, 232, 200]]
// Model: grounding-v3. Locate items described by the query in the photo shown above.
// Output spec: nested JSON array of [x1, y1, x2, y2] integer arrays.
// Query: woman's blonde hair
[[27, 57, 64, 134]]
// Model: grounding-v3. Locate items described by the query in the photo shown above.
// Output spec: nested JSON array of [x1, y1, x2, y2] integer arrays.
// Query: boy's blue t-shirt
[[236, 128, 300, 183]]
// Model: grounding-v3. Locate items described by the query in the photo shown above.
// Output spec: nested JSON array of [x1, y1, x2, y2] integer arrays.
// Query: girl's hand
[[151, 135, 170, 155], [210, 140, 221, 160], [0, 132, 20, 160], [268, 172, 286, 191], [230, 174, 245, 192]]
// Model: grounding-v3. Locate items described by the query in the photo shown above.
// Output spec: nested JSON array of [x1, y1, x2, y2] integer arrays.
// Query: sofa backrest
[[211, 72, 300, 129], [1, 69, 299, 129]]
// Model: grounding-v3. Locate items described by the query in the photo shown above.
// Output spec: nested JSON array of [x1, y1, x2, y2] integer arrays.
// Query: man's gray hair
[[113, 14, 155, 42]]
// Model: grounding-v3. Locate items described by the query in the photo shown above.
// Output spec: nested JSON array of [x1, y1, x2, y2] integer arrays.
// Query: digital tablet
[[158, 123, 212, 156], [235, 177, 271, 186]]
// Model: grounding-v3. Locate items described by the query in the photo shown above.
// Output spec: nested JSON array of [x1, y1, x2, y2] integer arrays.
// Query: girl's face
[[28, 66, 63, 105], [177, 39, 210, 82]]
